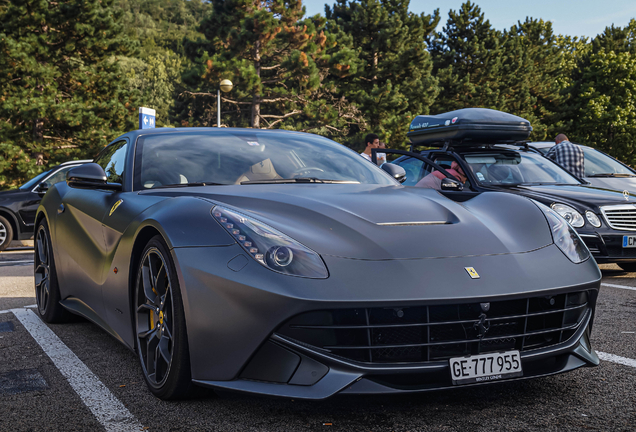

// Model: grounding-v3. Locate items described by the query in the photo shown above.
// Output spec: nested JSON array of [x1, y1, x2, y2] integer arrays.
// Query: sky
[[302, 0, 636, 39]]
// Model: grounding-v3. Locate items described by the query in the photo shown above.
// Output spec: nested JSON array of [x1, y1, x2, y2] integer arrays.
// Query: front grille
[[276, 291, 591, 364], [601, 204, 636, 231]]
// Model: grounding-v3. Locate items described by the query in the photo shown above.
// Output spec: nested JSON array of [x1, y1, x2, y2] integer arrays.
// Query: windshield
[[20, 169, 52, 190], [134, 131, 396, 189], [583, 148, 634, 176], [463, 152, 581, 186]]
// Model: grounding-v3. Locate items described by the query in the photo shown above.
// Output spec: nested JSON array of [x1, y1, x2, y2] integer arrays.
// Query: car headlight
[[211, 205, 328, 278], [585, 211, 602, 228], [534, 201, 590, 263], [550, 203, 585, 228]]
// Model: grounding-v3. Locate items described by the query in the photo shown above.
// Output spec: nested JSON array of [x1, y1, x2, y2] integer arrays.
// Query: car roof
[[115, 127, 323, 142]]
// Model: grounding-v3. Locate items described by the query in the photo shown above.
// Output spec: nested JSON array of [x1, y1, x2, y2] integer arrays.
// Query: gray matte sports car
[[35, 128, 601, 400]]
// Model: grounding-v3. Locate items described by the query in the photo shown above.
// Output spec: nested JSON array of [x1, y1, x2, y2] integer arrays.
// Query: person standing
[[546, 134, 585, 179], [360, 133, 380, 163]]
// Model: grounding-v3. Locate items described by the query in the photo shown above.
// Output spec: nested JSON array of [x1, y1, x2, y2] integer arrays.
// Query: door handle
[[57, 204, 65, 214]]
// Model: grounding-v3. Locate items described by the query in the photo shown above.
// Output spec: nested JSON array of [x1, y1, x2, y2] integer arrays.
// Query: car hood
[[586, 177, 636, 195], [491, 184, 636, 209], [144, 184, 552, 259]]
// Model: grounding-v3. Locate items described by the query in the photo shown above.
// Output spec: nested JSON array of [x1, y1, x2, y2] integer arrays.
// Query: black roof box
[[407, 108, 532, 146]]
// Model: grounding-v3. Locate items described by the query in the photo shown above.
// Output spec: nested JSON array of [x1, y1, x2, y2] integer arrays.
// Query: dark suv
[[0, 160, 90, 251]]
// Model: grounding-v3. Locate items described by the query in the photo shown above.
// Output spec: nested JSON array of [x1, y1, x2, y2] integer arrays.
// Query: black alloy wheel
[[34, 220, 72, 323], [0, 215, 13, 252], [135, 235, 193, 400]]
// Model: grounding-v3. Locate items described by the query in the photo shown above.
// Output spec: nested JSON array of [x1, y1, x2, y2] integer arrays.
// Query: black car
[[530, 141, 636, 193], [388, 108, 636, 272], [34, 127, 599, 399], [0, 160, 90, 251]]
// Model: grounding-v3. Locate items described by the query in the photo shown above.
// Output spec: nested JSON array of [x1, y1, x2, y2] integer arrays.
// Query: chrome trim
[[600, 204, 636, 231], [578, 234, 599, 238], [376, 221, 450, 226]]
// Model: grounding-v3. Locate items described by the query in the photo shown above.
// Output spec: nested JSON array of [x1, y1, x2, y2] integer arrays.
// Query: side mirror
[[381, 163, 407, 183], [441, 177, 464, 191], [67, 163, 122, 191], [34, 182, 49, 195]]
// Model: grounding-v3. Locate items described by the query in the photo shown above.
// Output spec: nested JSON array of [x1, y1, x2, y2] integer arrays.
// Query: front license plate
[[450, 350, 523, 385], [623, 235, 636, 248]]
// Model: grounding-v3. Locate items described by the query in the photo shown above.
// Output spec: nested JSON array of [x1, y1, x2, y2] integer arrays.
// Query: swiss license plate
[[450, 350, 523, 385], [623, 235, 636, 248]]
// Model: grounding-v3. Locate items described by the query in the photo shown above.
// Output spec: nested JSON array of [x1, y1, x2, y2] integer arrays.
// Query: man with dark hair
[[360, 133, 380, 163], [546, 134, 585, 179]]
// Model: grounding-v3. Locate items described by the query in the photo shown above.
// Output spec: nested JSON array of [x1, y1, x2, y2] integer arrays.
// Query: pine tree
[[326, 0, 439, 147], [429, 1, 503, 113], [500, 18, 564, 140], [564, 21, 636, 164], [0, 0, 139, 187], [179, 0, 361, 138]]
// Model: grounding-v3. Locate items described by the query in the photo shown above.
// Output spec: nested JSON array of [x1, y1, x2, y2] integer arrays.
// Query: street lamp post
[[217, 79, 233, 128]]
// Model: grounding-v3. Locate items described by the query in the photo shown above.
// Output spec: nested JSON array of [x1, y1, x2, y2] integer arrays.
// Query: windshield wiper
[[587, 173, 636, 178], [153, 182, 228, 189], [241, 178, 360, 185]]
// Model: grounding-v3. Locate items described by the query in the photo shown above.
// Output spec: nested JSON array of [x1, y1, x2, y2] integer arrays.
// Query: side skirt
[[59, 297, 132, 350]]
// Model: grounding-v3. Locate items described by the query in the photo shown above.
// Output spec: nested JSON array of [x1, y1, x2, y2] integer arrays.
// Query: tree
[[179, 0, 361, 138], [499, 18, 564, 140], [429, 1, 503, 113], [326, 0, 440, 147], [119, 52, 184, 126], [0, 0, 139, 187], [568, 49, 636, 165]]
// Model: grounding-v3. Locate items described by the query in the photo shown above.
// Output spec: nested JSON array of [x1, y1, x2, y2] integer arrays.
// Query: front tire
[[135, 235, 193, 400], [35, 219, 73, 323], [618, 262, 636, 272], [0, 215, 13, 252]]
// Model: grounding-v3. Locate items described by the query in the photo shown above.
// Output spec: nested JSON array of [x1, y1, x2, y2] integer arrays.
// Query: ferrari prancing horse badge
[[465, 267, 480, 279]]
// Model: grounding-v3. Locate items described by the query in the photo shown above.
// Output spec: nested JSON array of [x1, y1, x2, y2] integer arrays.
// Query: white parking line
[[11, 309, 144, 432], [601, 283, 636, 291], [598, 351, 636, 368], [0, 260, 34, 264]]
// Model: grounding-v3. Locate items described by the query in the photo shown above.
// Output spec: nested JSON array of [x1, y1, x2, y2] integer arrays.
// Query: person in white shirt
[[360, 133, 380, 163]]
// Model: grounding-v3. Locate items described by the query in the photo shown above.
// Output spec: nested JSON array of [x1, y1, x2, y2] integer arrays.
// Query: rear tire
[[134, 235, 194, 400], [35, 219, 73, 323], [0, 215, 13, 252], [618, 262, 636, 272]]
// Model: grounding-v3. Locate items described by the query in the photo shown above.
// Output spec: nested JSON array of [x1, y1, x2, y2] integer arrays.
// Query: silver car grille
[[600, 204, 636, 231]]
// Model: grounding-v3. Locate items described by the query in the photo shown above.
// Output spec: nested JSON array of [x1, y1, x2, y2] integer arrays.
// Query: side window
[[94, 140, 128, 184], [395, 157, 429, 186]]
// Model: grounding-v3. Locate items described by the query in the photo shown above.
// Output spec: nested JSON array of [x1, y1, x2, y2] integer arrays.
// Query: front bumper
[[173, 243, 601, 399], [578, 231, 636, 263]]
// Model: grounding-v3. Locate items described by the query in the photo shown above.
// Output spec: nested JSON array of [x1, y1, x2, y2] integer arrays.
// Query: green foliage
[[179, 0, 362, 139], [326, 0, 440, 148], [0, 0, 139, 187], [118, 52, 184, 126], [2, 0, 636, 187], [430, 1, 503, 112], [568, 49, 636, 165]]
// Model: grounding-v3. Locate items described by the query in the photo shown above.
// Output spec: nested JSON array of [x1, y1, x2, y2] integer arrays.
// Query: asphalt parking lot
[[0, 248, 634, 432]]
